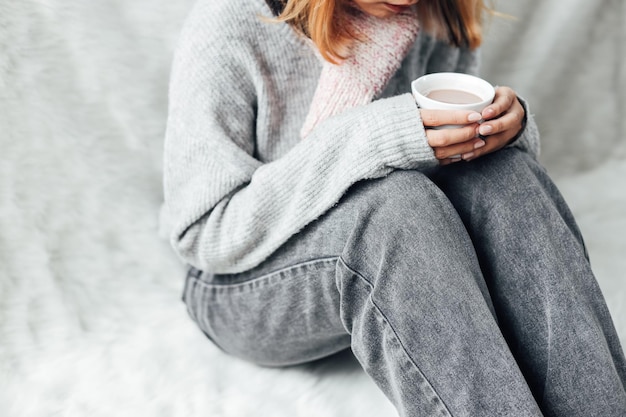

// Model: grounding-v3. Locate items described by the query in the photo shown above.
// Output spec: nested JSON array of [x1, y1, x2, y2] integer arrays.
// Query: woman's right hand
[[420, 109, 486, 165]]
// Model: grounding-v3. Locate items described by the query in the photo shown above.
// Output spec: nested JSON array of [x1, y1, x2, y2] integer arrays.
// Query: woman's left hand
[[461, 86, 525, 162]]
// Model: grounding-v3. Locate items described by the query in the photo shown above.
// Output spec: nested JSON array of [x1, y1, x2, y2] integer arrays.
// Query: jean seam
[[338, 257, 452, 417], [192, 257, 340, 291], [540, 295, 553, 407]]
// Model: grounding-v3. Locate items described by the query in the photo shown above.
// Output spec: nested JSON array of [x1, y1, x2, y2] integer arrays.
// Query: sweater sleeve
[[163, 8, 438, 274], [507, 97, 541, 159]]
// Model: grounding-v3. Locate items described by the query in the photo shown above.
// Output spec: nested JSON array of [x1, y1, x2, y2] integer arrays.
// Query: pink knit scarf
[[301, 7, 420, 139]]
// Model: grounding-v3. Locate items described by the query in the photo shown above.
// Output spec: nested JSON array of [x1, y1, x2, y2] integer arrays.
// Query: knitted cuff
[[506, 95, 540, 158]]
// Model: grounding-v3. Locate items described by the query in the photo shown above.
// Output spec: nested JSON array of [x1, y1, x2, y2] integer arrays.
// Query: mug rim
[[411, 72, 495, 111]]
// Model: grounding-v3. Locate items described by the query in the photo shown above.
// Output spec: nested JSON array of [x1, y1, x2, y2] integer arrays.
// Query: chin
[[363, 9, 395, 19]]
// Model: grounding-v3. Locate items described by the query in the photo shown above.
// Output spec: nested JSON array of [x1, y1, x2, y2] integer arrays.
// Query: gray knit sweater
[[162, 0, 540, 274]]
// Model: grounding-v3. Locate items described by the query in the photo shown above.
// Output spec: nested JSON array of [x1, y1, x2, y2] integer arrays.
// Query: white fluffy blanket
[[1, 0, 623, 416]]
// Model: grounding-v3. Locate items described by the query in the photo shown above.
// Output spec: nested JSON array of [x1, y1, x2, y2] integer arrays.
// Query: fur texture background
[[1, 0, 623, 416]]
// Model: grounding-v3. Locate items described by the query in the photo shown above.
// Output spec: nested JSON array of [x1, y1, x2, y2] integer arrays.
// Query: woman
[[162, 0, 626, 414]]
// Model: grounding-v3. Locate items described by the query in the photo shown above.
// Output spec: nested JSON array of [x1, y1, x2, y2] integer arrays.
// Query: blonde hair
[[271, 0, 492, 63]]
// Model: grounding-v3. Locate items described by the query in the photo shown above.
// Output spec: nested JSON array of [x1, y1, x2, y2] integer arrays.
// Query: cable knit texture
[[162, 0, 541, 273], [300, 7, 420, 138]]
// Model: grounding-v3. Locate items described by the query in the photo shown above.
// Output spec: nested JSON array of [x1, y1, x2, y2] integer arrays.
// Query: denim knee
[[338, 170, 484, 296], [347, 170, 460, 236], [432, 149, 557, 222]]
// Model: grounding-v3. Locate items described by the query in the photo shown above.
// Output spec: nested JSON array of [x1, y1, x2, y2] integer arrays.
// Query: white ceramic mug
[[411, 72, 495, 113]]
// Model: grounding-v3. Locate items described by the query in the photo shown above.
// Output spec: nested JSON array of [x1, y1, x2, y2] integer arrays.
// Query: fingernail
[[468, 112, 482, 122], [479, 125, 493, 135], [449, 154, 461, 159], [462, 152, 474, 160], [483, 108, 495, 117], [474, 140, 486, 149], [450, 157, 462, 163]]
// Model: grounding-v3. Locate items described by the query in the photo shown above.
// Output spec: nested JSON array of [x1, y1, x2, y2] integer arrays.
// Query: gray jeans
[[183, 148, 626, 416]]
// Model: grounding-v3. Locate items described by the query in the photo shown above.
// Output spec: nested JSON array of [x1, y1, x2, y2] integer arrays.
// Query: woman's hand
[[421, 86, 526, 165]]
